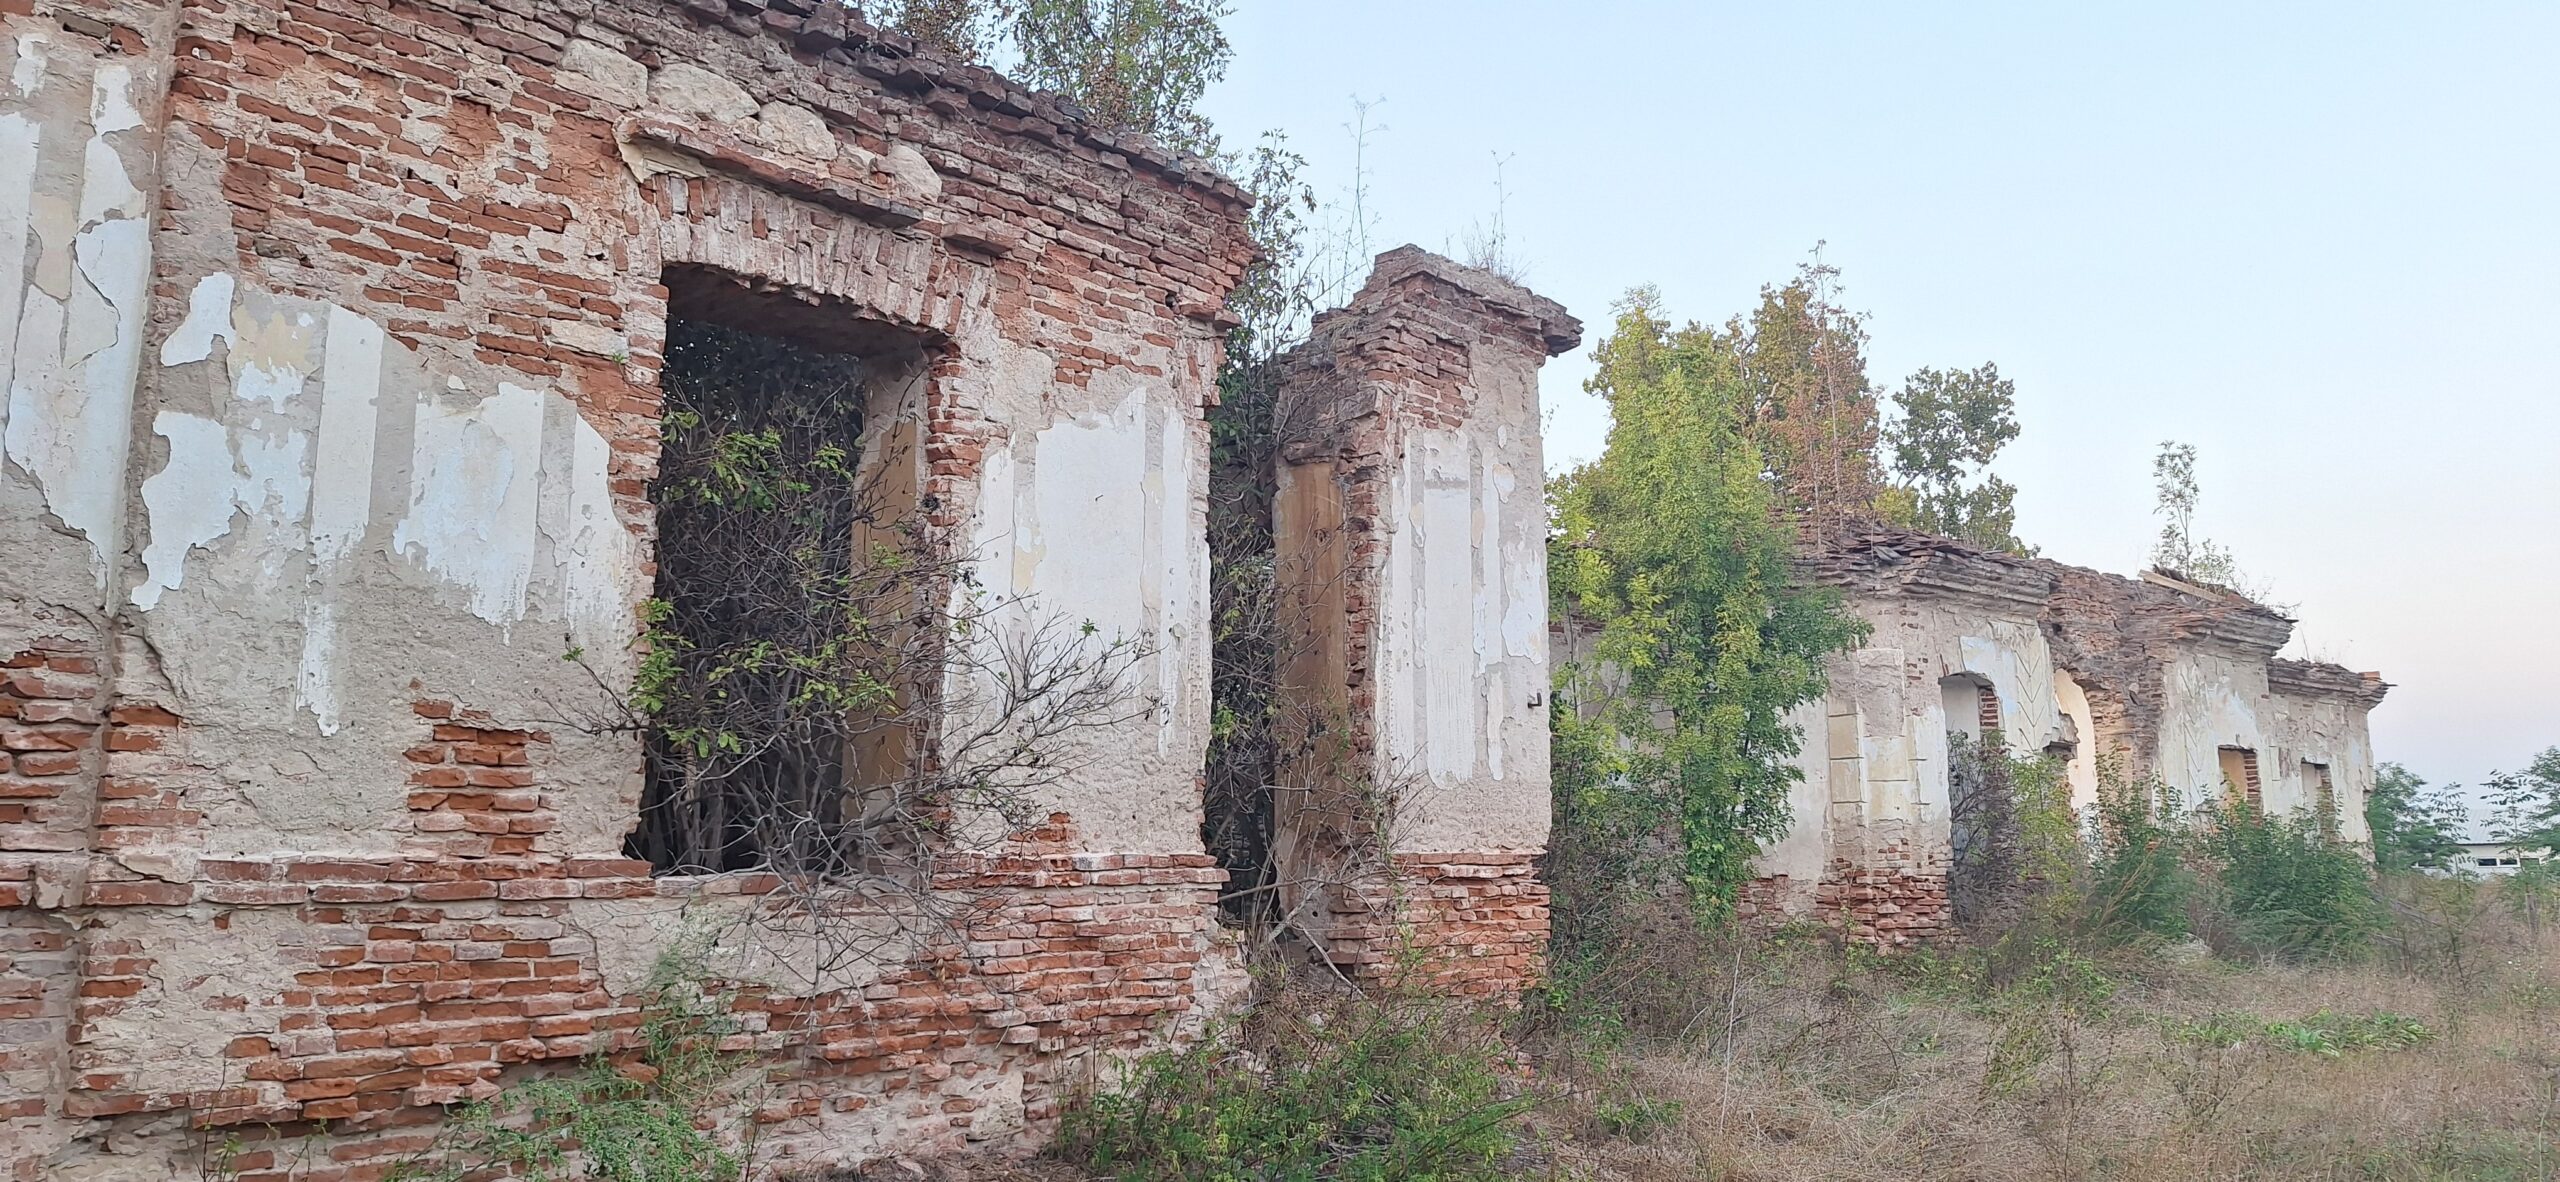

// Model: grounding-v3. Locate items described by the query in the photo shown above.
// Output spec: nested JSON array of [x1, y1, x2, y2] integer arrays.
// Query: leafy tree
[[2149, 440, 2241, 586], [2364, 762, 2470, 874], [867, 0, 1008, 57], [1716, 259, 1885, 525], [2485, 746, 2560, 857], [1010, 0, 1233, 155], [1884, 363, 2028, 552], [1547, 288, 1870, 927], [865, 0, 1233, 156]]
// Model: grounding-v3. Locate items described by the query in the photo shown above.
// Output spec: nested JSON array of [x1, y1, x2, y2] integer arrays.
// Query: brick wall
[[0, 0, 1264, 1175], [1270, 248, 1576, 995]]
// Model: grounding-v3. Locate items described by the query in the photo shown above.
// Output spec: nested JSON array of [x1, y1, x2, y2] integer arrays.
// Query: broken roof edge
[[1799, 522, 2054, 612], [2268, 658, 2394, 707], [648, 0, 1252, 210], [1359, 245, 1585, 355]]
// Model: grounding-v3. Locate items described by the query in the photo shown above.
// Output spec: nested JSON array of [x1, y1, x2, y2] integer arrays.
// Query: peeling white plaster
[[393, 383, 545, 630], [143, 273, 648, 728], [1417, 437, 1477, 783], [89, 61, 140, 133], [295, 598, 341, 734], [228, 305, 318, 409], [160, 271, 238, 366], [74, 132, 139, 225], [134, 411, 239, 610], [1022, 389, 1147, 640], [1153, 403, 1192, 755], [2158, 650, 2267, 806], [11, 34, 48, 99], [0, 62, 156, 591], [552, 411, 642, 652], [309, 305, 382, 562], [0, 113, 39, 407]]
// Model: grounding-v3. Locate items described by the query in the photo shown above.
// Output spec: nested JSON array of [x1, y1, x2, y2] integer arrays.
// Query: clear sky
[[1197, 2, 2560, 823]]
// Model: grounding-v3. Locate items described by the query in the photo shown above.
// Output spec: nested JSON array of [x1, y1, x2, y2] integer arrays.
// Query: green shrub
[[2260, 1008, 2434, 1057], [2075, 767, 2194, 945], [2193, 801, 2385, 960], [1058, 987, 1536, 1182]]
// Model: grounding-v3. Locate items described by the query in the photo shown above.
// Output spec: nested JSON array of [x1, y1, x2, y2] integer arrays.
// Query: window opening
[[2303, 760, 2336, 833], [2218, 746, 2261, 810], [628, 269, 931, 877]]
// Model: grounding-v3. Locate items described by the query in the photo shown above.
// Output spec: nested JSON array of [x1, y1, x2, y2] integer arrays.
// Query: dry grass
[[1539, 907, 2560, 1182]]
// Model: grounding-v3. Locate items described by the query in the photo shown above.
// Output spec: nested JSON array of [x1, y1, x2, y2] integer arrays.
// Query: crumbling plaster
[[2, 0, 1264, 1173], [1758, 527, 2391, 941], [1759, 584, 2068, 888]]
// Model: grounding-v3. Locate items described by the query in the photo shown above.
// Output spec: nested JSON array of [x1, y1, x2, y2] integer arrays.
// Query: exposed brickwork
[[2036, 562, 2294, 777], [1813, 853, 1952, 948], [1270, 249, 1575, 994], [405, 700, 556, 858], [26, 818, 1230, 1167], [3, 0, 1265, 1174], [1322, 854, 1550, 998], [0, 641, 103, 856]]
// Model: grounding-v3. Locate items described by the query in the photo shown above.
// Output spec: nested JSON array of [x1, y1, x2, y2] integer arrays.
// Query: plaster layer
[[0, 1, 1264, 1176]]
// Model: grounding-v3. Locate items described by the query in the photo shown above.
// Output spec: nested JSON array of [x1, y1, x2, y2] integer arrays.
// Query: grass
[[1530, 891, 2560, 1182], [1036, 877, 2560, 1182]]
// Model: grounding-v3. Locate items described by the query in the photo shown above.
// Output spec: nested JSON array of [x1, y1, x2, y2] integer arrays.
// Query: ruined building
[[1755, 527, 2390, 944], [0, 1, 1570, 1176], [0, 0, 2393, 1174]]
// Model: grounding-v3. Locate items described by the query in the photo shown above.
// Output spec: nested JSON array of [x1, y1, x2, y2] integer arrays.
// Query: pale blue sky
[[1198, 2, 2560, 818]]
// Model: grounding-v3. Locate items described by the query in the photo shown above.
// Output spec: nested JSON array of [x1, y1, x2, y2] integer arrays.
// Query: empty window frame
[[1941, 675, 1999, 743], [2218, 746, 2262, 810], [629, 268, 933, 876], [2303, 760, 2336, 831]]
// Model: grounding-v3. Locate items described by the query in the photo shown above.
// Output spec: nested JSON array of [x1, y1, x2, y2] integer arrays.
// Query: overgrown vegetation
[[867, 0, 1235, 155], [1520, 903, 2559, 1182], [1057, 980, 1534, 1182], [611, 313, 1149, 980], [1545, 289, 1870, 926]]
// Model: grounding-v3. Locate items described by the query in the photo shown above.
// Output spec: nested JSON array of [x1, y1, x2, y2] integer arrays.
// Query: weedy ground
[[1531, 922, 2560, 1182], [1036, 886, 2560, 1182]]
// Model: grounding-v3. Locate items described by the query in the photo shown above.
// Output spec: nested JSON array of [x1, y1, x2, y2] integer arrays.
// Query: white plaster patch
[[90, 61, 141, 133], [309, 305, 383, 563], [0, 112, 38, 407], [10, 34, 48, 98], [1153, 403, 1194, 754], [159, 271, 238, 366], [75, 130, 141, 227], [1417, 434, 1478, 782], [7, 208, 150, 585], [552, 411, 643, 651], [1022, 389, 1148, 641], [393, 383, 546, 630], [228, 306, 319, 409], [134, 411, 241, 610], [296, 598, 342, 734]]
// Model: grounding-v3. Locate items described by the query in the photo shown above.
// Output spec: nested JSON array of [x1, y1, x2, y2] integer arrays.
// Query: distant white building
[[2458, 840, 2549, 876]]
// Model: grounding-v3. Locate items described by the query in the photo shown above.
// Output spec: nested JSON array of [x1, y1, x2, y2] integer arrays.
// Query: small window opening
[[628, 267, 933, 877], [2303, 760, 2336, 832], [2218, 746, 2261, 810], [1941, 674, 1997, 744]]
